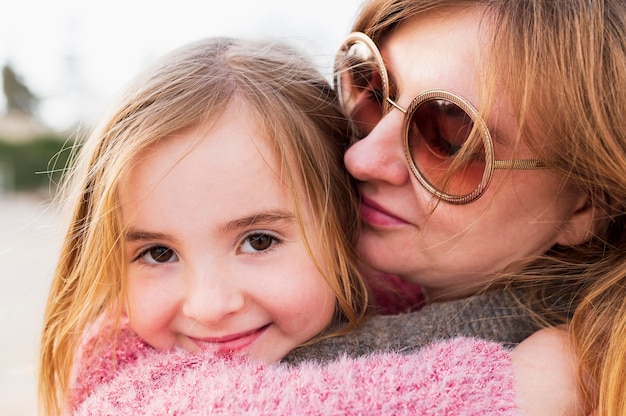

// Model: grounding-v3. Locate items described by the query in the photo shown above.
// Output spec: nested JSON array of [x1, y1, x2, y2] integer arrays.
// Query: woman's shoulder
[[511, 325, 589, 415]]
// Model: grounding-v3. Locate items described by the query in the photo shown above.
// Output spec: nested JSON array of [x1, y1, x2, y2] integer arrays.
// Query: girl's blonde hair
[[353, 0, 626, 413], [39, 37, 369, 415]]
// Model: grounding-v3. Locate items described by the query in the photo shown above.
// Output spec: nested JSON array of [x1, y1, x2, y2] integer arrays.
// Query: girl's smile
[[187, 324, 271, 355]]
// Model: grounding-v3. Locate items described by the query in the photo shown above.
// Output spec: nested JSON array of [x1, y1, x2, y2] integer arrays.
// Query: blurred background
[[0, 1, 363, 413]]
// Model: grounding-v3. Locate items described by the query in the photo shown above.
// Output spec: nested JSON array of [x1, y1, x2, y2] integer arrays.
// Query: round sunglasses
[[334, 32, 549, 204]]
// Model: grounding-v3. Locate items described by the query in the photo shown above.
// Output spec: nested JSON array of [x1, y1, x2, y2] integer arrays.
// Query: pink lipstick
[[359, 196, 408, 227]]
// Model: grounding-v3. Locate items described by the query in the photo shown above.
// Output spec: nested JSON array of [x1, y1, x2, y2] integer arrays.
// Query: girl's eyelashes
[[129, 231, 284, 263], [238, 231, 283, 254], [133, 245, 178, 264]]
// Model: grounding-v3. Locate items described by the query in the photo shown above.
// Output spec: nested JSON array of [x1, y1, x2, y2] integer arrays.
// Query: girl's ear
[[555, 190, 603, 247]]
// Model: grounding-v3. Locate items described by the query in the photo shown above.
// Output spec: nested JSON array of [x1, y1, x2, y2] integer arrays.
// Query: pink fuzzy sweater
[[71, 324, 518, 415]]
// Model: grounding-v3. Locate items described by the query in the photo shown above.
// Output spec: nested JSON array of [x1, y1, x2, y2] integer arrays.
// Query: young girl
[[41, 36, 528, 416], [38, 36, 372, 414]]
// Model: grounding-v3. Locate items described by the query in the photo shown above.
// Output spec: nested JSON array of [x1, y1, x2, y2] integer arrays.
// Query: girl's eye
[[239, 232, 281, 254], [137, 246, 178, 264]]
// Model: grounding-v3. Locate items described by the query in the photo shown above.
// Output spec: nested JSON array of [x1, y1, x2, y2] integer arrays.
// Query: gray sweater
[[284, 288, 539, 364]]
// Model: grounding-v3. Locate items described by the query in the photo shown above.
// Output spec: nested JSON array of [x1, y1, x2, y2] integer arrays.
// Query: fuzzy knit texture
[[72, 325, 518, 415]]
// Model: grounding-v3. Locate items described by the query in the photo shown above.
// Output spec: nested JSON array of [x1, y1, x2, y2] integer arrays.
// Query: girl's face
[[344, 8, 588, 300], [119, 101, 336, 363]]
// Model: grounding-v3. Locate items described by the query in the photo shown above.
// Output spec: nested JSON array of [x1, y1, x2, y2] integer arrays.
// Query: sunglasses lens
[[335, 40, 386, 138], [406, 98, 488, 199]]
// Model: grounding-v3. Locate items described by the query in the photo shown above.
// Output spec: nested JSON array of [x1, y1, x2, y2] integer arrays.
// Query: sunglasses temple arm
[[493, 159, 550, 170]]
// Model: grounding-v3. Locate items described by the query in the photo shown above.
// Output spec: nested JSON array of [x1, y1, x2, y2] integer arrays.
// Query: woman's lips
[[359, 196, 408, 227], [190, 324, 269, 355]]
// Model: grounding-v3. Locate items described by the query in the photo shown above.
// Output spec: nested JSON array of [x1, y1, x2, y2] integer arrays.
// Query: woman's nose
[[344, 110, 411, 186], [182, 270, 245, 325]]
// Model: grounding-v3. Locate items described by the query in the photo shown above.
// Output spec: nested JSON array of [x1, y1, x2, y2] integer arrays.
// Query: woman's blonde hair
[[39, 37, 369, 415], [353, 0, 626, 413]]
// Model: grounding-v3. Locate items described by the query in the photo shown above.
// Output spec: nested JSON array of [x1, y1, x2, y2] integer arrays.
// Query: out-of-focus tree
[[2, 64, 39, 116]]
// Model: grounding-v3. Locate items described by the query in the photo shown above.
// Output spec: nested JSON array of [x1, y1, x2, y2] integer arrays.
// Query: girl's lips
[[359, 196, 408, 227], [191, 324, 269, 355]]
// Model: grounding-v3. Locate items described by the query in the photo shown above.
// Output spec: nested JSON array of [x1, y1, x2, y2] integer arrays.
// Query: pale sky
[[0, 0, 364, 131]]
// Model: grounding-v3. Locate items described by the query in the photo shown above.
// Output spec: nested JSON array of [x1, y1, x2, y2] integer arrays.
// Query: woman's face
[[344, 8, 587, 300]]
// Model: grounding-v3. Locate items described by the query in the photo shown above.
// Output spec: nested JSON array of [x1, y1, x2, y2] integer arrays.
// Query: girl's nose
[[344, 110, 411, 186], [182, 271, 245, 325]]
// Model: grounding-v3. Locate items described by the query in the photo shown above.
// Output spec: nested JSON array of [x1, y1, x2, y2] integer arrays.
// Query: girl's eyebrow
[[124, 230, 176, 243], [218, 210, 296, 235], [124, 210, 296, 242]]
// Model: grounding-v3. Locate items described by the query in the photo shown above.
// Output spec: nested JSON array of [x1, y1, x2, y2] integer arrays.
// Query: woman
[[297, 0, 624, 413]]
